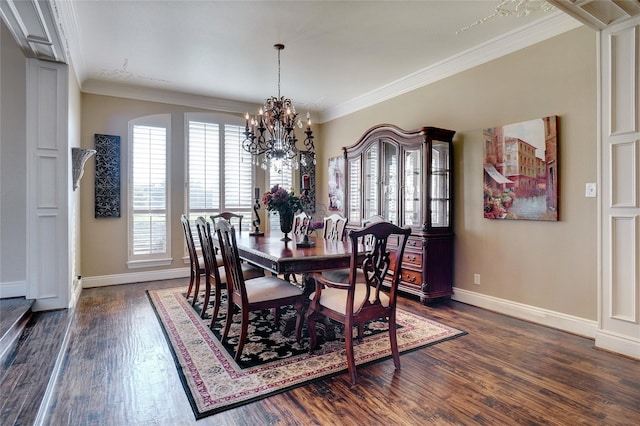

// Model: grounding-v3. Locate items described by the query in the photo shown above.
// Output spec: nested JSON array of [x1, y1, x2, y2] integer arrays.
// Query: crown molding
[[319, 11, 583, 123], [82, 79, 260, 114]]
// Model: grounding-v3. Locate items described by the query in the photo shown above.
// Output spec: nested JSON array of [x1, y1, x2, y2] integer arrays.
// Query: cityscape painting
[[483, 116, 558, 221]]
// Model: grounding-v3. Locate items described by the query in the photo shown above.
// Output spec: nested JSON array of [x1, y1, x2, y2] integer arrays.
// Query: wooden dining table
[[233, 231, 355, 277], [232, 230, 359, 339]]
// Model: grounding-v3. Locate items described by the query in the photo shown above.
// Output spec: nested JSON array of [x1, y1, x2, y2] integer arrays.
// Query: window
[[127, 114, 171, 268], [185, 114, 253, 241]]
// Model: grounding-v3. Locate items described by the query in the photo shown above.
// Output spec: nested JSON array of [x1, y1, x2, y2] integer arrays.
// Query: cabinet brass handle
[[405, 274, 417, 283], [406, 255, 417, 262]]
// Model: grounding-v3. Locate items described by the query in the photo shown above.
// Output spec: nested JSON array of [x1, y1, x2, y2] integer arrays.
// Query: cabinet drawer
[[402, 252, 422, 267], [400, 269, 422, 287], [406, 238, 423, 249]]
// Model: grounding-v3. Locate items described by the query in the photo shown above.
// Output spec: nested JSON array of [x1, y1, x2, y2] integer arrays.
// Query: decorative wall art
[[299, 151, 316, 213], [71, 147, 96, 191], [328, 156, 345, 211], [94, 134, 121, 218], [483, 116, 558, 221]]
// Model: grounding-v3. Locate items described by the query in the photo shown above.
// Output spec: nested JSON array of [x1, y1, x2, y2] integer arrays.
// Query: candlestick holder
[[296, 188, 315, 248], [250, 197, 264, 236]]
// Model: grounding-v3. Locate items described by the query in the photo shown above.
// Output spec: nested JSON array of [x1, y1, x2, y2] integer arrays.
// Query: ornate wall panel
[[94, 134, 121, 218]]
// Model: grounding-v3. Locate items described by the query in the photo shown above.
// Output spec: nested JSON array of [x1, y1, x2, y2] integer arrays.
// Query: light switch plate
[[585, 183, 597, 198]]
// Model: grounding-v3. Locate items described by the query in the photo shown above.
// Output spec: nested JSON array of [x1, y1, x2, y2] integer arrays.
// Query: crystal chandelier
[[242, 44, 315, 171]]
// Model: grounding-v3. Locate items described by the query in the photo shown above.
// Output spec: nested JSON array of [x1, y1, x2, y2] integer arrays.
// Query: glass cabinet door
[[381, 142, 398, 224], [403, 147, 422, 227], [347, 158, 361, 224], [363, 144, 379, 221], [430, 140, 450, 228]]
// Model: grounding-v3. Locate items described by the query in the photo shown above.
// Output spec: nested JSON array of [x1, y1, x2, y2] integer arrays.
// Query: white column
[[26, 58, 71, 311], [597, 17, 640, 359]]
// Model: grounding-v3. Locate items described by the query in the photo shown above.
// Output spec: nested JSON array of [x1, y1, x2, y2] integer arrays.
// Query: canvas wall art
[[483, 116, 558, 221]]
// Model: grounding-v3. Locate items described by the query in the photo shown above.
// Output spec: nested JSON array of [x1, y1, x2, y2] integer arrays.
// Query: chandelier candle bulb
[[302, 174, 310, 190]]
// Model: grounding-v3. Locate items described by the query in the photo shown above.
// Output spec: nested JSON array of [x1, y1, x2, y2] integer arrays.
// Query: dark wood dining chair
[[306, 221, 411, 384], [195, 217, 263, 324], [216, 218, 304, 362], [293, 211, 310, 236], [323, 213, 348, 241], [210, 212, 244, 231], [180, 214, 205, 304]]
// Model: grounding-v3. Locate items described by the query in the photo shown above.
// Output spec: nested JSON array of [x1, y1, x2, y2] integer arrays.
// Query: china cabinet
[[343, 124, 455, 303]]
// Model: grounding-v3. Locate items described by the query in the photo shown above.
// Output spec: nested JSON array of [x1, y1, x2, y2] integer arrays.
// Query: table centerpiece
[[261, 185, 303, 242]]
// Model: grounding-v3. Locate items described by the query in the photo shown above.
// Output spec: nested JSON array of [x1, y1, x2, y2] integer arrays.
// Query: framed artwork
[[328, 156, 345, 211], [483, 116, 558, 221], [94, 134, 121, 218]]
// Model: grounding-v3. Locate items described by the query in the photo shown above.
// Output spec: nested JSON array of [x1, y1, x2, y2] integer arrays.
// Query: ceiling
[[2, 1, 638, 122]]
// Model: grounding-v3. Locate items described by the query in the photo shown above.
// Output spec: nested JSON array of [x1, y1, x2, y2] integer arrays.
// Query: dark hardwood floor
[[39, 279, 639, 425]]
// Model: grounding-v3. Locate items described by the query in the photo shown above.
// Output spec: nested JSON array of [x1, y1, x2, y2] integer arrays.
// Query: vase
[[279, 211, 294, 242]]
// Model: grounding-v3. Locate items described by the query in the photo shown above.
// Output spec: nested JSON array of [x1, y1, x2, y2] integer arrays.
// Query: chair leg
[[222, 304, 234, 341], [344, 319, 358, 384], [209, 280, 223, 330], [305, 310, 318, 352], [293, 300, 303, 342], [201, 276, 211, 319], [389, 311, 401, 370], [186, 268, 195, 300], [357, 323, 364, 343], [234, 309, 249, 362], [191, 272, 201, 307]]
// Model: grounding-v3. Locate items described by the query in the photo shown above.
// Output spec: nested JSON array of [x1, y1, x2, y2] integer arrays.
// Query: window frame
[[184, 112, 255, 255], [127, 113, 172, 269]]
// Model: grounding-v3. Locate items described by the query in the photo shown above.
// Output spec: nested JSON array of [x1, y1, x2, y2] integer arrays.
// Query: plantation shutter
[[223, 125, 253, 231], [188, 121, 221, 216], [131, 124, 167, 256]]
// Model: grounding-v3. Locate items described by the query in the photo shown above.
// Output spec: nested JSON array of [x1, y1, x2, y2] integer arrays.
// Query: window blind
[[131, 124, 167, 256]]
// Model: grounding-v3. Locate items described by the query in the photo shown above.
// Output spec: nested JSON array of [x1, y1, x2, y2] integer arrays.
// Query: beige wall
[[79, 26, 597, 321], [319, 27, 597, 320]]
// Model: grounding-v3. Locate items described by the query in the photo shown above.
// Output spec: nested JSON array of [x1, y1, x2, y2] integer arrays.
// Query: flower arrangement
[[261, 185, 303, 216]]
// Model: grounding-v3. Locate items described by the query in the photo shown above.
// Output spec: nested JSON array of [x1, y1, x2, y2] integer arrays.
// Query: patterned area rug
[[147, 287, 466, 419]]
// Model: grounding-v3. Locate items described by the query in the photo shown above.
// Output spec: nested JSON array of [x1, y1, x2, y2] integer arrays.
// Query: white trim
[[83, 268, 190, 288], [452, 287, 597, 339], [126, 258, 173, 269], [82, 80, 260, 115], [595, 330, 640, 360], [0, 281, 28, 298]]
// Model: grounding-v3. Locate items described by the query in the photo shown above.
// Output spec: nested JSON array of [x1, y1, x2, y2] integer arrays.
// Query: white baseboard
[[452, 287, 598, 339], [595, 330, 640, 360], [0, 280, 27, 298], [82, 268, 190, 288]]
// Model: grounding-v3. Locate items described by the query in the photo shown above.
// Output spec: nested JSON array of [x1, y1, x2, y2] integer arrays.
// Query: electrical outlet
[[473, 274, 481, 285], [585, 183, 597, 198]]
